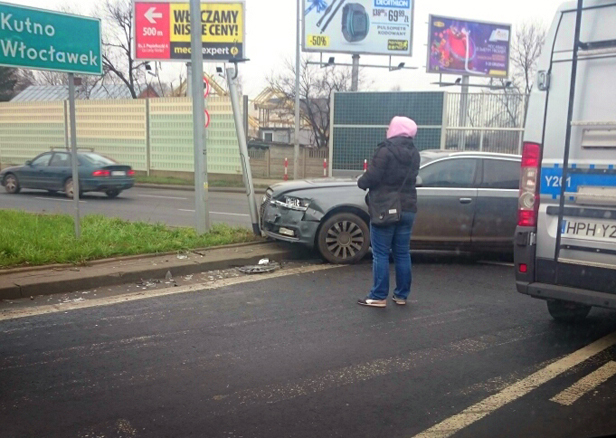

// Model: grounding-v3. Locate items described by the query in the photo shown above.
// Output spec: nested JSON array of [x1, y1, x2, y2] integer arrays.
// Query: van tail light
[[128, 170, 135, 176], [92, 170, 110, 177], [518, 142, 541, 227]]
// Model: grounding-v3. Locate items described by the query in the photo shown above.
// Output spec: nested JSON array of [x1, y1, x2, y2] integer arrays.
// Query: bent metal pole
[[226, 66, 260, 236]]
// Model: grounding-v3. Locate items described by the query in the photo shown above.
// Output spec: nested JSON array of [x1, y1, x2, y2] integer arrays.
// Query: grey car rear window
[[419, 158, 477, 188], [482, 159, 520, 190]]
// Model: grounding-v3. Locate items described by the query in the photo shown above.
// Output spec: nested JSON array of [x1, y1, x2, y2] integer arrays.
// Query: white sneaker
[[357, 297, 386, 308]]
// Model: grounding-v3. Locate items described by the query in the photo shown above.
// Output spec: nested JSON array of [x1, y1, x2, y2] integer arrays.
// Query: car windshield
[[79, 153, 117, 166]]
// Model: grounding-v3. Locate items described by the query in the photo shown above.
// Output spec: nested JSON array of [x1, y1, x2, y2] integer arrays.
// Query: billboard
[[427, 15, 511, 78], [134, 0, 245, 61], [302, 0, 414, 56]]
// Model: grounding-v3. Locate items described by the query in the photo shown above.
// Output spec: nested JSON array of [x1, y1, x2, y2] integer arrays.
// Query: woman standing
[[357, 116, 420, 308]]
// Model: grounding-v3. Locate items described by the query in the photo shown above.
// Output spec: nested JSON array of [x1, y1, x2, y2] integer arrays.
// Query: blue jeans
[[368, 211, 416, 301]]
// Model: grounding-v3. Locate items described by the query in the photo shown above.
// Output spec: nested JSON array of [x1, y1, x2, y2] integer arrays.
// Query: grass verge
[[134, 175, 271, 189], [0, 210, 256, 269]]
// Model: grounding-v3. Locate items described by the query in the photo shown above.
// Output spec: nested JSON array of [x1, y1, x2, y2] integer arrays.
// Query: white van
[[515, 0, 616, 322]]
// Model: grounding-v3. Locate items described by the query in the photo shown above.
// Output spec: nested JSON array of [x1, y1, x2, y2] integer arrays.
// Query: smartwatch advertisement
[[303, 0, 414, 56]]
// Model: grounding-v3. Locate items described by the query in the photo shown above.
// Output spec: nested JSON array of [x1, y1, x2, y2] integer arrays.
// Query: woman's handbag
[[367, 166, 413, 227]]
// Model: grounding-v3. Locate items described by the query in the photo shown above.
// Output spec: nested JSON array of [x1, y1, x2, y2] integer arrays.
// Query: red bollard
[[323, 158, 327, 177], [363, 159, 368, 172], [284, 158, 289, 181]]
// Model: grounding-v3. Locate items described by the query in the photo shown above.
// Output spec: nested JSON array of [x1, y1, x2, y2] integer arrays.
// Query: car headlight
[[275, 196, 311, 211]]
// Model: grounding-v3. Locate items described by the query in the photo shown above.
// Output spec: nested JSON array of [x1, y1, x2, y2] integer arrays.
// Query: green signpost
[[0, 2, 102, 74], [0, 2, 103, 238]]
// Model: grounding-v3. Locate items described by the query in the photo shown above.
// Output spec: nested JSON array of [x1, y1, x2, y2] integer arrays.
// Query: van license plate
[[111, 171, 126, 177], [562, 218, 616, 242]]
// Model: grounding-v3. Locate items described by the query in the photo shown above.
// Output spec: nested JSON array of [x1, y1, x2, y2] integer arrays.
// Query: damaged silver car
[[260, 151, 521, 264]]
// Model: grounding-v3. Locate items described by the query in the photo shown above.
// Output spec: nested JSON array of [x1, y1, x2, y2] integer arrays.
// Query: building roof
[[11, 84, 141, 102]]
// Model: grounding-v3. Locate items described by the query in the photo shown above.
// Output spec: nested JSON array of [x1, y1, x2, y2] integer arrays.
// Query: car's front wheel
[[547, 299, 591, 323], [317, 212, 370, 264], [3, 174, 20, 194]]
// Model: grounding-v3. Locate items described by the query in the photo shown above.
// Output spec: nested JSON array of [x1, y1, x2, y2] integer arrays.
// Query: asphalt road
[[0, 186, 253, 227], [1, 258, 616, 438]]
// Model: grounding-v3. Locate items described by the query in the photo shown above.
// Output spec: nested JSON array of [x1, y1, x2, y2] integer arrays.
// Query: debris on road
[[238, 261, 281, 275]]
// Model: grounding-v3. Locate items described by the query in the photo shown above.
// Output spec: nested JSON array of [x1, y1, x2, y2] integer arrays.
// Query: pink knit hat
[[386, 116, 418, 139]]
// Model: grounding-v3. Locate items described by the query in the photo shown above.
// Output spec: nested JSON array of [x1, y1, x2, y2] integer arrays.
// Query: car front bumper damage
[[260, 199, 322, 248]]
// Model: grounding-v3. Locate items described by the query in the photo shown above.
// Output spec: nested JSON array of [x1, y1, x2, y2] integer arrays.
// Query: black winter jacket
[[357, 136, 420, 213]]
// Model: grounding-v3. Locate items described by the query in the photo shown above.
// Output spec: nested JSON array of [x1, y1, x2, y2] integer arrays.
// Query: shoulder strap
[[397, 165, 414, 194]]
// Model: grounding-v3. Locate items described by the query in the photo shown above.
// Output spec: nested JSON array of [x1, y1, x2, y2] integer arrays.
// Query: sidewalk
[[0, 241, 312, 300]]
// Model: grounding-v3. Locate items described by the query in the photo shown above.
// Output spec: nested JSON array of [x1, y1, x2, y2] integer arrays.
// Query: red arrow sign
[[135, 3, 170, 59]]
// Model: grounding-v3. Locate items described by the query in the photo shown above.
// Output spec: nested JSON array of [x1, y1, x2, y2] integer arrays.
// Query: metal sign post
[[226, 64, 259, 235], [294, 0, 301, 180], [68, 73, 81, 238], [458, 75, 469, 151], [189, 0, 209, 233]]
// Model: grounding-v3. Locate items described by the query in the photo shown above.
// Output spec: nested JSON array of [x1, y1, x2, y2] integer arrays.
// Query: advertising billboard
[[134, 0, 245, 61], [303, 0, 414, 56], [427, 15, 511, 78]]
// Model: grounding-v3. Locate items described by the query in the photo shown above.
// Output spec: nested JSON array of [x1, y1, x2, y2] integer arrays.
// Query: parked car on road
[[1, 150, 135, 198], [261, 151, 521, 263]]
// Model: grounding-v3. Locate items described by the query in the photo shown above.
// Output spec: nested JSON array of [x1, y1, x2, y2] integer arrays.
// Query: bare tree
[[510, 21, 547, 95], [267, 57, 360, 148], [97, 0, 147, 98], [488, 20, 547, 127]]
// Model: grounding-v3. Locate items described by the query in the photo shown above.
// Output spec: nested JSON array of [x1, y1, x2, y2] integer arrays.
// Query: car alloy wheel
[[4, 174, 20, 194], [317, 213, 370, 264]]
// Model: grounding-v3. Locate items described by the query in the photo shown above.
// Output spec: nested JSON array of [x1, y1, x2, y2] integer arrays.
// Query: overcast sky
[[9, 0, 567, 96]]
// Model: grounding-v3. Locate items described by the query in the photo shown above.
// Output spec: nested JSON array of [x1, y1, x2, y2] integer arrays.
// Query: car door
[[19, 153, 52, 188], [45, 152, 72, 190], [413, 157, 480, 249], [473, 158, 521, 250]]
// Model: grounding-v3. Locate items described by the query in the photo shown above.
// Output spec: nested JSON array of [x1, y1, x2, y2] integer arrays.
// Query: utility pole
[[189, 0, 209, 232], [458, 75, 469, 150]]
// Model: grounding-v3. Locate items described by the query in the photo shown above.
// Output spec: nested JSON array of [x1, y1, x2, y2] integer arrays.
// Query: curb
[[0, 243, 312, 300], [0, 240, 267, 276], [136, 183, 269, 194]]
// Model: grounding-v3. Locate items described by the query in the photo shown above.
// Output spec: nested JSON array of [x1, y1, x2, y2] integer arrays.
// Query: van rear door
[[535, 1, 616, 294]]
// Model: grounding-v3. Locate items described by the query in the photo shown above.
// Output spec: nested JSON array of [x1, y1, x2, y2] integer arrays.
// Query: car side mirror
[[416, 176, 423, 187], [25, 160, 32, 166]]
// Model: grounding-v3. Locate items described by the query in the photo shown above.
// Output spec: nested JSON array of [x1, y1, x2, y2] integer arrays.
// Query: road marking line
[[211, 211, 250, 217], [138, 194, 188, 200], [550, 361, 616, 406], [178, 209, 249, 217], [0, 264, 344, 321], [34, 197, 86, 203], [412, 331, 616, 438]]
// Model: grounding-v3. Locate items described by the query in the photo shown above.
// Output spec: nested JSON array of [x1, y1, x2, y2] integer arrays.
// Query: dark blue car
[[0, 151, 135, 198]]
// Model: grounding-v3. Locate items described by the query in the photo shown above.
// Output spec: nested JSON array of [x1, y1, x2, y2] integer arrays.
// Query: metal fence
[[0, 97, 242, 175], [444, 92, 527, 155]]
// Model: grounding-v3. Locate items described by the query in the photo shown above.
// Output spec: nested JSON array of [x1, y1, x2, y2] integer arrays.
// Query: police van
[[515, 0, 616, 322]]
